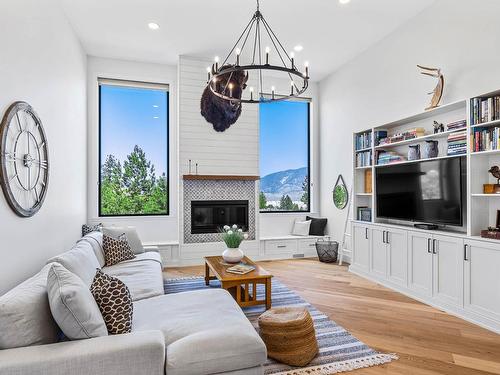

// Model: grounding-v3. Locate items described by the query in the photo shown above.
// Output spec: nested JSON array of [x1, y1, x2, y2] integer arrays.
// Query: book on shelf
[[226, 263, 255, 275], [446, 119, 467, 131], [471, 96, 500, 125], [356, 150, 372, 167], [377, 127, 425, 146], [374, 130, 388, 146], [375, 150, 405, 165], [355, 131, 372, 151], [473, 126, 500, 152]]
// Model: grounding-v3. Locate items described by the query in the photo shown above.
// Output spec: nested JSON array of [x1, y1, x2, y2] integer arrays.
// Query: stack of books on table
[[471, 96, 500, 125], [447, 131, 467, 155], [447, 119, 466, 131], [226, 263, 255, 275], [376, 150, 405, 165], [473, 127, 500, 152]]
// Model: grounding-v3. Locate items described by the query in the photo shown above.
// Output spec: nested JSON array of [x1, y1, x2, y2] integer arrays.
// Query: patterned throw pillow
[[102, 234, 136, 266], [90, 269, 133, 335], [82, 223, 103, 237]]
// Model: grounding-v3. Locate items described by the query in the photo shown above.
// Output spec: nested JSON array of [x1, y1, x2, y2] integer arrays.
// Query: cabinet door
[[432, 235, 463, 307], [387, 228, 408, 286], [352, 224, 370, 271], [408, 231, 433, 297], [464, 239, 500, 321], [370, 227, 387, 278]]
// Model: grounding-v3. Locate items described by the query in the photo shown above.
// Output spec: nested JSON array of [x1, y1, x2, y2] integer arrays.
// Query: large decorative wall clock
[[0, 102, 49, 217]]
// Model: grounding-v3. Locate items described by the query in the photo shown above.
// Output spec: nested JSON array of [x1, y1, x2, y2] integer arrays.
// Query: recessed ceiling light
[[339, 0, 351, 4], [294, 45, 303, 52], [148, 22, 160, 30]]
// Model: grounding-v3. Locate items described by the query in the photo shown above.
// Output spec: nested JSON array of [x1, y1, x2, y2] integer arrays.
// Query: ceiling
[[60, 0, 436, 81]]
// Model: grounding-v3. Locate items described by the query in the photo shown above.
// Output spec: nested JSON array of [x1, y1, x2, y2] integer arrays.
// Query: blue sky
[[260, 100, 309, 177], [100, 85, 168, 176]]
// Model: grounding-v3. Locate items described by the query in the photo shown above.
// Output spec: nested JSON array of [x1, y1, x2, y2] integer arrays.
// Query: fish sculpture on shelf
[[417, 65, 444, 111]]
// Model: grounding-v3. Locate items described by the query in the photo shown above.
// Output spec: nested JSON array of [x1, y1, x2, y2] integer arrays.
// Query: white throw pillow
[[103, 226, 144, 255], [292, 220, 312, 236], [47, 263, 108, 340]]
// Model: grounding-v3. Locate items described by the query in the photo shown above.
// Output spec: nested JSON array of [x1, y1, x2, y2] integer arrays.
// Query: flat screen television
[[375, 157, 465, 226]]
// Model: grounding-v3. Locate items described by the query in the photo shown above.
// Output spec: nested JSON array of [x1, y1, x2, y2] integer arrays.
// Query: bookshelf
[[352, 87, 500, 236]]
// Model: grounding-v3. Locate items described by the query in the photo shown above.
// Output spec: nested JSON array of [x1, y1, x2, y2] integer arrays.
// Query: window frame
[[97, 78, 170, 217], [259, 98, 311, 214]]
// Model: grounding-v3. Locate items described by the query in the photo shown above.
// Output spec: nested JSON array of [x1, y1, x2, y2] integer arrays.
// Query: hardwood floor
[[165, 258, 500, 374]]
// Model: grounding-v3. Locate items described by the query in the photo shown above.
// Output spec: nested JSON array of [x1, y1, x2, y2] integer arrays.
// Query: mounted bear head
[[200, 65, 249, 132]]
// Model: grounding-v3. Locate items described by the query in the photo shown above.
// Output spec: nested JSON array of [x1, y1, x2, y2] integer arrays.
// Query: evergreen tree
[[301, 175, 309, 210], [259, 192, 267, 210], [279, 194, 298, 211]]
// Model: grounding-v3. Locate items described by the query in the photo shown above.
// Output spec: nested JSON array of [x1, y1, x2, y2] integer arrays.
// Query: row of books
[[473, 127, 500, 152], [447, 131, 467, 156], [378, 127, 425, 146], [355, 131, 372, 151], [374, 130, 388, 146], [471, 97, 500, 125], [356, 150, 372, 167], [447, 119, 467, 131], [376, 150, 405, 165]]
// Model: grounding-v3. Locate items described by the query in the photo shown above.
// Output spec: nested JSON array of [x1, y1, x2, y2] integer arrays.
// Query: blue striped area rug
[[164, 277, 397, 375]]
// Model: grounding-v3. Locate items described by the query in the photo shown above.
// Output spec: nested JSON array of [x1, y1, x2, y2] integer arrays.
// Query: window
[[98, 79, 169, 216], [259, 100, 310, 212]]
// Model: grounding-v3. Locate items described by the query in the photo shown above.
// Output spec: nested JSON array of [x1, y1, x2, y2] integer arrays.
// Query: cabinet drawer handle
[[382, 231, 386, 244], [464, 244, 469, 261], [365, 228, 368, 240], [427, 238, 432, 253], [277, 245, 287, 248], [433, 239, 437, 254], [386, 231, 390, 245]]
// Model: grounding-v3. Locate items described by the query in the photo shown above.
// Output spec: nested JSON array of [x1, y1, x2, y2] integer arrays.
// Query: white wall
[[86, 57, 178, 244], [0, 0, 87, 294], [318, 0, 500, 252]]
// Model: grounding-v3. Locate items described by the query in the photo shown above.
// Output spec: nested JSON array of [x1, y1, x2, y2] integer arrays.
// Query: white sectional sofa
[[0, 232, 267, 375]]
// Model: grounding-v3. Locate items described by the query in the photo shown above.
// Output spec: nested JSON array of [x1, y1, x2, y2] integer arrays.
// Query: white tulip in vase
[[221, 224, 249, 263]]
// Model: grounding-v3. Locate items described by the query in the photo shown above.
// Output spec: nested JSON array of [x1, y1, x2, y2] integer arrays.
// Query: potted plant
[[221, 224, 249, 263]]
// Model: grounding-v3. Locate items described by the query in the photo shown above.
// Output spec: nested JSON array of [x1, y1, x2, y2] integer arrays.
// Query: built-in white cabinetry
[[260, 235, 325, 260], [352, 223, 370, 271], [351, 222, 500, 334], [463, 239, 500, 323]]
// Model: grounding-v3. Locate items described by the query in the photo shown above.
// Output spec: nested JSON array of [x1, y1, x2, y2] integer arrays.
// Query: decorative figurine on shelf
[[488, 166, 500, 194], [417, 65, 444, 111], [423, 140, 439, 158], [433, 121, 444, 134], [408, 144, 421, 161]]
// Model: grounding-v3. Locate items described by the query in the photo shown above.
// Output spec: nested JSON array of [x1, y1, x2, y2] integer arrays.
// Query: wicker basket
[[315, 237, 339, 263], [258, 307, 318, 366]]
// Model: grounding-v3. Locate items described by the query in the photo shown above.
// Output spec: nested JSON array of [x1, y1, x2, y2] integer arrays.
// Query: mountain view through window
[[99, 82, 169, 216], [260, 100, 310, 212]]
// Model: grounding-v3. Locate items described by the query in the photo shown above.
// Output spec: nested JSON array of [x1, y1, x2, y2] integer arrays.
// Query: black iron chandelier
[[206, 0, 309, 104]]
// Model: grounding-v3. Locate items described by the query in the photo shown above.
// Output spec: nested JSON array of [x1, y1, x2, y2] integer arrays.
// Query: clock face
[[0, 102, 49, 217]]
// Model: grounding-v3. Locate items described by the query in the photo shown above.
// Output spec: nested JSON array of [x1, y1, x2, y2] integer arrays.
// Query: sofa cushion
[[133, 289, 267, 375], [0, 264, 59, 349], [91, 269, 133, 335], [47, 241, 101, 286], [306, 216, 328, 236], [79, 231, 105, 267], [47, 263, 108, 340], [103, 226, 145, 255], [103, 234, 136, 266], [102, 252, 164, 301]]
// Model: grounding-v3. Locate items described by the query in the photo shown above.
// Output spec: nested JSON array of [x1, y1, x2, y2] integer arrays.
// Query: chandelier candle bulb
[[250, 86, 254, 101], [206, 67, 211, 82], [271, 86, 275, 99], [229, 83, 234, 98], [214, 56, 219, 71], [304, 61, 309, 78], [265, 46, 270, 65], [235, 48, 241, 66], [291, 81, 294, 95]]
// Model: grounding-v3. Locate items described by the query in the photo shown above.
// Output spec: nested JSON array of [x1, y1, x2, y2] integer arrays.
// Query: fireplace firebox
[[191, 200, 249, 234]]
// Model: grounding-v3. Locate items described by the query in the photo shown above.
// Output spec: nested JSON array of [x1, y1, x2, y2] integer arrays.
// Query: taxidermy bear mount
[[200, 64, 248, 132]]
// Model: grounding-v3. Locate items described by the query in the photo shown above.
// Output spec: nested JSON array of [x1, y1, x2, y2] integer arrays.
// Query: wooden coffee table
[[204, 256, 273, 310]]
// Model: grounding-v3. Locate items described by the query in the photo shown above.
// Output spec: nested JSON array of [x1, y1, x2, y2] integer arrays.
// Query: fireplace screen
[[191, 200, 249, 234]]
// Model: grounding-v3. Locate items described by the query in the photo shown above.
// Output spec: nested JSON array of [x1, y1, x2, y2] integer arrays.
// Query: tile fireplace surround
[[183, 176, 258, 244]]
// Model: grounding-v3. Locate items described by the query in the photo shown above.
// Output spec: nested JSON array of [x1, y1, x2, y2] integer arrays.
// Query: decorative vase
[[423, 140, 439, 159], [408, 144, 421, 161], [222, 247, 244, 263]]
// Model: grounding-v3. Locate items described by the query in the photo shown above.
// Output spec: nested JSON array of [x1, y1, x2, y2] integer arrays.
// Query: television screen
[[375, 157, 465, 226]]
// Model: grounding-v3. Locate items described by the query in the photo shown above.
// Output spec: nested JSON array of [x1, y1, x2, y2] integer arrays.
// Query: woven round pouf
[[258, 307, 318, 367]]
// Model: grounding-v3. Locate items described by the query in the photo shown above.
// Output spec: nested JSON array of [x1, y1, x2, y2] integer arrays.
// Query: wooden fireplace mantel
[[183, 174, 260, 181]]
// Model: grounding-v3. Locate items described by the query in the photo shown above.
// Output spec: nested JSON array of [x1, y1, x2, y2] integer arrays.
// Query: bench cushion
[[133, 289, 267, 375]]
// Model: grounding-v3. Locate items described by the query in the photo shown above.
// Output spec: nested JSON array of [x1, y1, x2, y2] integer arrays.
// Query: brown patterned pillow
[[103, 234, 135, 266], [90, 269, 133, 335]]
